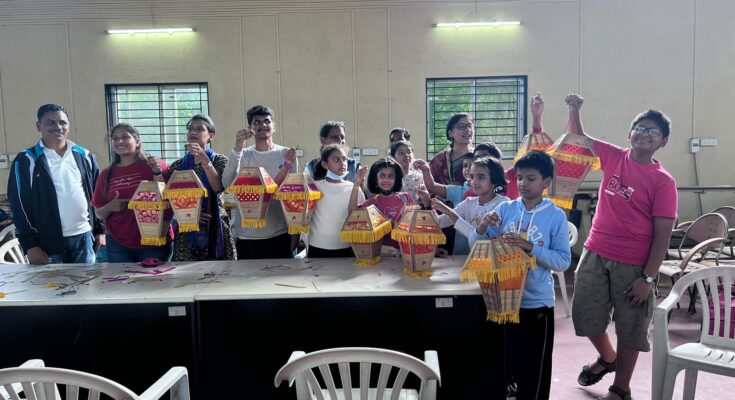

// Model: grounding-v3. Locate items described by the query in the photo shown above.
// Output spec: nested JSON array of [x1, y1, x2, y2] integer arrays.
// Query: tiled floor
[[546, 268, 733, 400]]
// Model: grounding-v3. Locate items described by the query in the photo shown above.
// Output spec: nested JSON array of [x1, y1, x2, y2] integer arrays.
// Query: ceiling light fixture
[[433, 21, 521, 29], [106, 28, 194, 35]]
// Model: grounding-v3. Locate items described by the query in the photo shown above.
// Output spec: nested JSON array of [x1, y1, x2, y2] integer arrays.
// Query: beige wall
[[1, 0, 733, 221]]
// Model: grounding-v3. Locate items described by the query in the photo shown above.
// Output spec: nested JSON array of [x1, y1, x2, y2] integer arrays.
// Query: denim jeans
[[48, 231, 96, 264], [105, 234, 173, 263]]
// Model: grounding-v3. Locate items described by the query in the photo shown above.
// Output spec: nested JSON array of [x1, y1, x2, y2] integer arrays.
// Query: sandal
[[597, 384, 633, 400], [577, 356, 616, 386]]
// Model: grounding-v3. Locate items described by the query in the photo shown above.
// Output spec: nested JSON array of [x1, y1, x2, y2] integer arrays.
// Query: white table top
[[0, 256, 480, 306]]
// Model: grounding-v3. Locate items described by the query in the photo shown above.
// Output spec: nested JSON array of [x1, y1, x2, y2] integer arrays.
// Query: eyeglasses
[[453, 123, 474, 131], [251, 119, 273, 127], [632, 124, 663, 138]]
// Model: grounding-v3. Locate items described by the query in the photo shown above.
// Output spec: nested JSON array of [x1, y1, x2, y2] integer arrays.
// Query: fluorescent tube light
[[106, 28, 194, 35], [433, 21, 521, 29]]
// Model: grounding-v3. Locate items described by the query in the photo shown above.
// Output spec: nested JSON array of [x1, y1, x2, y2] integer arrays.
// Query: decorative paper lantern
[[274, 173, 322, 234], [162, 170, 208, 233], [128, 181, 171, 246], [226, 167, 278, 228], [545, 103, 600, 209], [339, 205, 392, 265], [461, 239, 537, 324], [390, 208, 446, 278], [513, 130, 555, 163]]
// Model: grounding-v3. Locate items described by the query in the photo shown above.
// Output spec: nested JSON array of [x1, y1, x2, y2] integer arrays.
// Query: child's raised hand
[[431, 198, 450, 214], [285, 148, 297, 165], [482, 212, 501, 227], [413, 159, 430, 172], [565, 94, 584, 109], [356, 165, 368, 184], [235, 127, 255, 151], [502, 232, 532, 252], [531, 92, 544, 118], [416, 184, 431, 207]]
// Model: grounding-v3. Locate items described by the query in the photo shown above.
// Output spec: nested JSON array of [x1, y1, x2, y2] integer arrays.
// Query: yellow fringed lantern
[[274, 173, 322, 234], [545, 99, 600, 209], [128, 181, 171, 246], [339, 205, 392, 266], [461, 239, 537, 324], [226, 167, 278, 229], [390, 208, 446, 278], [163, 170, 208, 233], [513, 131, 555, 163]]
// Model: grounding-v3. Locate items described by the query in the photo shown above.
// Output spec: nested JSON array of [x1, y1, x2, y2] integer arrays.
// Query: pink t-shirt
[[360, 192, 414, 248], [585, 140, 678, 266], [92, 159, 172, 249]]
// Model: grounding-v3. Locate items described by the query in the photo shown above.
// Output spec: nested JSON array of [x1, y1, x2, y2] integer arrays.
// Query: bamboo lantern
[[461, 239, 537, 324], [513, 130, 555, 163], [545, 97, 600, 209], [226, 167, 278, 228], [274, 173, 322, 234], [128, 181, 171, 246], [339, 205, 392, 265], [162, 170, 208, 233], [390, 208, 446, 278]]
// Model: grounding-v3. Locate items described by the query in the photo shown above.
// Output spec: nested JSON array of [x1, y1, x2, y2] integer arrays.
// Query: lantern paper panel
[[391, 208, 446, 278], [274, 173, 322, 234], [163, 170, 207, 233], [480, 273, 528, 324], [226, 167, 278, 229], [513, 131, 555, 163], [128, 181, 171, 246], [339, 205, 392, 266]]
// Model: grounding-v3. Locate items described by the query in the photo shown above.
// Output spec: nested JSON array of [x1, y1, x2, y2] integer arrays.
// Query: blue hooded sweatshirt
[[469, 198, 571, 308]]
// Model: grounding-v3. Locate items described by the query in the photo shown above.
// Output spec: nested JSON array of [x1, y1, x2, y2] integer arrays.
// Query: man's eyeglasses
[[632, 124, 663, 138], [453, 123, 473, 131]]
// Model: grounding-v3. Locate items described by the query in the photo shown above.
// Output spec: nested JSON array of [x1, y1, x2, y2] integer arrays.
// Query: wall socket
[[295, 148, 304, 157], [700, 138, 718, 146], [362, 148, 379, 156], [0, 154, 7, 169]]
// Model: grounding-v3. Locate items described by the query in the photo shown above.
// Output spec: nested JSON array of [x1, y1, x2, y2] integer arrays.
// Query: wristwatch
[[641, 272, 655, 284]]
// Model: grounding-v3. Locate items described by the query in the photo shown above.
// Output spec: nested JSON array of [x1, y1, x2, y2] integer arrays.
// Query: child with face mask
[[308, 144, 365, 258]]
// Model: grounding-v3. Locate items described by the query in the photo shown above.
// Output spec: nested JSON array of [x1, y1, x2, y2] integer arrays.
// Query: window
[[426, 76, 527, 159], [105, 83, 209, 164]]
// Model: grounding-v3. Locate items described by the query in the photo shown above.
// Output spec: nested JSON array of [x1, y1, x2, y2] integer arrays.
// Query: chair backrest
[[275, 347, 441, 400], [0, 238, 28, 264], [567, 221, 578, 247], [669, 266, 735, 347], [680, 212, 729, 253], [0, 224, 16, 242], [712, 206, 735, 237], [0, 366, 141, 400]]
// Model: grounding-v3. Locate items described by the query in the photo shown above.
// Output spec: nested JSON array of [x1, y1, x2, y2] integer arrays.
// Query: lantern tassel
[[548, 152, 601, 172], [355, 256, 381, 266], [163, 188, 208, 199], [403, 268, 433, 278], [548, 196, 574, 210], [177, 223, 200, 233], [128, 201, 168, 210], [274, 191, 322, 201], [227, 183, 278, 194], [340, 222, 392, 243], [487, 311, 521, 324], [288, 225, 311, 234], [391, 230, 446, 245], [140, 236, 168, 246], [241, 219, 267, 228]]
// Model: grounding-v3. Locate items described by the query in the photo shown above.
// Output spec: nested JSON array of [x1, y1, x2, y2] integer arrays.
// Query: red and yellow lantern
[[274, 173, 322, 234], [339, 205, 392, 265], [162, 170, 208, 233], [226, 167, 278, 229], [390, 208, 446, 278], [128, 181, 171, 246]]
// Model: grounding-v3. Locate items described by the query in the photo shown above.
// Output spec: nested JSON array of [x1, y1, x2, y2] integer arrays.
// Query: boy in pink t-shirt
[[568, 95, 677, 400]]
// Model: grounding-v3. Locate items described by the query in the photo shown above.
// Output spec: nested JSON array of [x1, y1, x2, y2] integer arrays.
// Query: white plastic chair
[[274, 347, 441, 400], [0, 238, 28, 264], [553, 221, 577, 318], [0, 224, 16, 242], [0, 359, 190, 400], [652, 266, 735, 400]]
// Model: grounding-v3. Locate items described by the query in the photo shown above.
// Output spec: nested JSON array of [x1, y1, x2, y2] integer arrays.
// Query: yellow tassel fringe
[[288, 225, 311, 234], [487, 311, 521, 324], [274, 191, 322, 201], [355, 256, 381, 266], [177, 223, 200, 233], [163, 188, 208, 199], [391, 230, 446, 245], [141, 236, 168, 246], [549, 152, 601, 172], [227, 183, 278, 194], [461, 257, 536, 282], [128, 201, 168, 210], [340, 222, 392, 243], [403, 268, 433, 278], [241, 219, 267, 228], [549, 197, 574, 209]]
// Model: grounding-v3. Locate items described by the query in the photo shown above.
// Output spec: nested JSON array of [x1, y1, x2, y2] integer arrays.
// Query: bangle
[[152, 170, 162, 176]]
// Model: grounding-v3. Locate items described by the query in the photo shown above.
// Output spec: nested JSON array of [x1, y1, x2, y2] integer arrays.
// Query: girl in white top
[[390, 140, 424, 202], [308, 144, 365, 258], [432, 156, 509, 255]]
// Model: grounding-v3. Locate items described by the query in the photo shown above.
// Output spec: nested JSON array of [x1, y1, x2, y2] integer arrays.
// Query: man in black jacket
[[8, 104, 104, 264]]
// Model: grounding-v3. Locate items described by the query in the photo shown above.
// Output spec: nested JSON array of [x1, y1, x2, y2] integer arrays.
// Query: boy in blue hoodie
[[469, 150, 571, 400]]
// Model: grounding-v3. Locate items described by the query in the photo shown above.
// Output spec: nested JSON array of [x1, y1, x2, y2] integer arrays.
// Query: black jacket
[[7, 141, 104, 255]]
